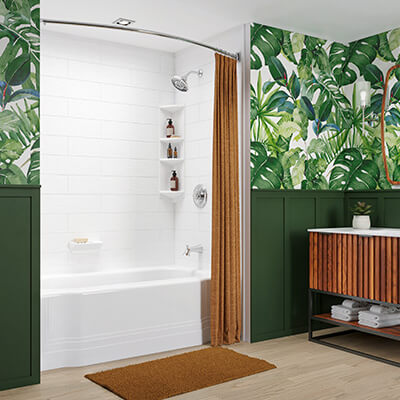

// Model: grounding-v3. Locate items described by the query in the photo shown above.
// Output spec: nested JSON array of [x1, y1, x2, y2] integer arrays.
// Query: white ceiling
[[42, 0, 400, 52]]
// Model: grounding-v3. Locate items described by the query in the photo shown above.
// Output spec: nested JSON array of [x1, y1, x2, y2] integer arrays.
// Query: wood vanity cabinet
[[309, 228, 400, 303], [308, 227, 400, 366], [0, 186, 40, 391]]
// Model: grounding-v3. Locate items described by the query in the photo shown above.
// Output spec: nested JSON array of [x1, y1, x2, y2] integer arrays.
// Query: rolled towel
[[358, 318, 400, 329], [331, 305, 369, 316], [359, 310, 400, 322], [331, 312, 358, 322], [369, 305, 399, 314], [342, 299, 368, 309]]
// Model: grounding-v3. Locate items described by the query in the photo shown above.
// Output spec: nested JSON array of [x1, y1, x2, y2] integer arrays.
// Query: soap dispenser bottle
[[166, 118, 175, 138], [170, 170, 179, 191]]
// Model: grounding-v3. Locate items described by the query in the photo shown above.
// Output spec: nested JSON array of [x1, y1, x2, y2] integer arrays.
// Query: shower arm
[[380, 64, 400, 186]]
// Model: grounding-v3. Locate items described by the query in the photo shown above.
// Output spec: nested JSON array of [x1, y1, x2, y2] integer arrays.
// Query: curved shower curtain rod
[[41, 19, 240, 61]]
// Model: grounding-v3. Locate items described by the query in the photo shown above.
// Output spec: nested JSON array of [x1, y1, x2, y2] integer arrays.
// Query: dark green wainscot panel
[[0, 186, 40, 391], [251, 190, 344, 342], [251, 189, 400, 343]]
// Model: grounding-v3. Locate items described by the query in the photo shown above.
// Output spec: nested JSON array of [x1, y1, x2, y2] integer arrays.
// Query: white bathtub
[[41, 266, 211, 370]]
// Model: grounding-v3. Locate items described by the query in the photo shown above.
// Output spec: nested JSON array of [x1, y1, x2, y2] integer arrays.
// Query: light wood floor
[[1, 331, 400, 400]]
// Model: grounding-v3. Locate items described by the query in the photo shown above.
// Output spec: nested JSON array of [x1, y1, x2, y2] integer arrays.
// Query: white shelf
[[68, 240, 103, 253], [160, 158, 184, 164], [160, 104, 184, 113], [160, 137, 184, 143], [160, 190, 184, 202]]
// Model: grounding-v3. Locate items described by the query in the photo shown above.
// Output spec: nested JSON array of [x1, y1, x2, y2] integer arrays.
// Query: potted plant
[[352, 201, 372, 229]]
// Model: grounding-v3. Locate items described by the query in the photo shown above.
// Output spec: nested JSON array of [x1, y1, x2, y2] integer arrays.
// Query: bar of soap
[[72, 238, 88, 244]]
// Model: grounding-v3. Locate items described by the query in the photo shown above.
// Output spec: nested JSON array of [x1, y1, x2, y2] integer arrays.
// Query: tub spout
[[184, 244, 203, 256]]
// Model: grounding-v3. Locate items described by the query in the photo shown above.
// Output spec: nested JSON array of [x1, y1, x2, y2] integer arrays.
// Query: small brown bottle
[[170, 170, 179, 191], [173, 146, 178, 159], [167, 143, 173, 159], [166, 118, 174, 138]]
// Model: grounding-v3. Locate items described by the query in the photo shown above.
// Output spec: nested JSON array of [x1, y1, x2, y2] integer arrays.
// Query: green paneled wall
[[251, 190, 400, 342], [0, 186, 40, 391]]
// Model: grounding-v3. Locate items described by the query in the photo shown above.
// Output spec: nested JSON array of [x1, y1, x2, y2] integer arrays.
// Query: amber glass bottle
[[170, 170, 179, 191]]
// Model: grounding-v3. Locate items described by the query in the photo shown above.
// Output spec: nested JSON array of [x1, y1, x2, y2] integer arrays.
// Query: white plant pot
[[352, 215, 371, 230]]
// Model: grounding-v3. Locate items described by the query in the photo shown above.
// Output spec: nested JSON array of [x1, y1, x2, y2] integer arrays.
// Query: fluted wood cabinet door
[[309, 232, 400, 304]]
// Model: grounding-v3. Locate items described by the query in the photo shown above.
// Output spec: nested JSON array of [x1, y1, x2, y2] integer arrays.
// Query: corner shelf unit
[[308, 228, 400, 368], [159, 104, 184, 202]]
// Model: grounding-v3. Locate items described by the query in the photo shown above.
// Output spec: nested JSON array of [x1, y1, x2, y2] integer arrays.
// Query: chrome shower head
[[171, 69, 203, 92]]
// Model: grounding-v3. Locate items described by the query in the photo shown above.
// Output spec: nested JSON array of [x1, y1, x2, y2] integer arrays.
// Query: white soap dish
[[68, 240, 103, 253]]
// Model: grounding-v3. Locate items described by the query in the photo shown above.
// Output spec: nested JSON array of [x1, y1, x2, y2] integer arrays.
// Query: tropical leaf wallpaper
[[0, 0, 40, 185], [251, 23, 400, 190]]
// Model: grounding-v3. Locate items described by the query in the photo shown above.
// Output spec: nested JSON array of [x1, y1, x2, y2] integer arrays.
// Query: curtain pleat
[[211, 53, 241, 346]]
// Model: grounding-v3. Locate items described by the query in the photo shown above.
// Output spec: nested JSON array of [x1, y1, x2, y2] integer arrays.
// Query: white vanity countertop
[[307, 227, 400, 238]]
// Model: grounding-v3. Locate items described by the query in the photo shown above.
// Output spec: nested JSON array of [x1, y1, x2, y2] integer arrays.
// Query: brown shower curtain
[[211, 53, 241, 346]]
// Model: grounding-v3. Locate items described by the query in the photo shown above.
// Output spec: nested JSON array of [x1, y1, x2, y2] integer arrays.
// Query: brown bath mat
[[85, 347, 276, 400]]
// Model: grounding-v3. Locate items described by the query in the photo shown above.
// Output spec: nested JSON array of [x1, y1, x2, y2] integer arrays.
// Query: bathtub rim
[[41, 266, 211, 297]]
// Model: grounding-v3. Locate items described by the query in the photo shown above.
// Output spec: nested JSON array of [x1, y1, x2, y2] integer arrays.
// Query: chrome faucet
[[184, 244, 203, 256]]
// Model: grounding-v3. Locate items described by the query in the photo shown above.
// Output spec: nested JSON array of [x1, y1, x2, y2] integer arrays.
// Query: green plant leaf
[[277, 121, 300, 138], [298, 49, 313, 81], [363, 64, 384, 88], [305, 36, 326, 51], [291, 155, 306, 187], [288, 72, 300, 99], [291, 33, 304, 53], [389, 28, 400, 51], [318, 100, 332, 121], [300, 96, 315, 120], [267, 56, 288, 84], [0, 109, 20, 131], [293, 107, 309, 140], [394, 165, 400, 181], [5, 54, 31, 86], [329, 148, 379, 190], [27, 137, 39, 184], [266, 90, 289, 111], [329, 37, 378, 86], [374, 155, 394, 189], [250, 24, 283, 70], [391, 81, 400, 102], [282, 31, 297, 64], [279, 148, 303, 189], [307, 138, 326, 155], [377, 32, 395, 62], [301, 158, 329, 189], [8, 88, 39, 102], [0, 163, 27, 184], [0, 138, 23, 162], [250, 141, 283, 189]]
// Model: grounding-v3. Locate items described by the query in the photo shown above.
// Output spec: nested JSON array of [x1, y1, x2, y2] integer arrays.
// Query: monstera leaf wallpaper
[[0, 0, 40, 185], [251, 23, 400, 190]]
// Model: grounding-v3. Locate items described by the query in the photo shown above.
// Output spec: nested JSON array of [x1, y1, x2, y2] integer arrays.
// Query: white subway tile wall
[[41, 32, 175, 274], [41, 27, 242, 275]]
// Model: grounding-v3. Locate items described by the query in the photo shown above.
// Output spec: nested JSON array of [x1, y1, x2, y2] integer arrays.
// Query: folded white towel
[[358, 318, 400, 329], [369, 305, 399, 314], [358, 311, 400, 322], [331, 312, 358, 322], [342, 299, 368, 309], [331, 305, 369, 315]]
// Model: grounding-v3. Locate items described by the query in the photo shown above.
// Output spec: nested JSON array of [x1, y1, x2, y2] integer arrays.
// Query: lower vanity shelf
[[312, 313, 400, 339]]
